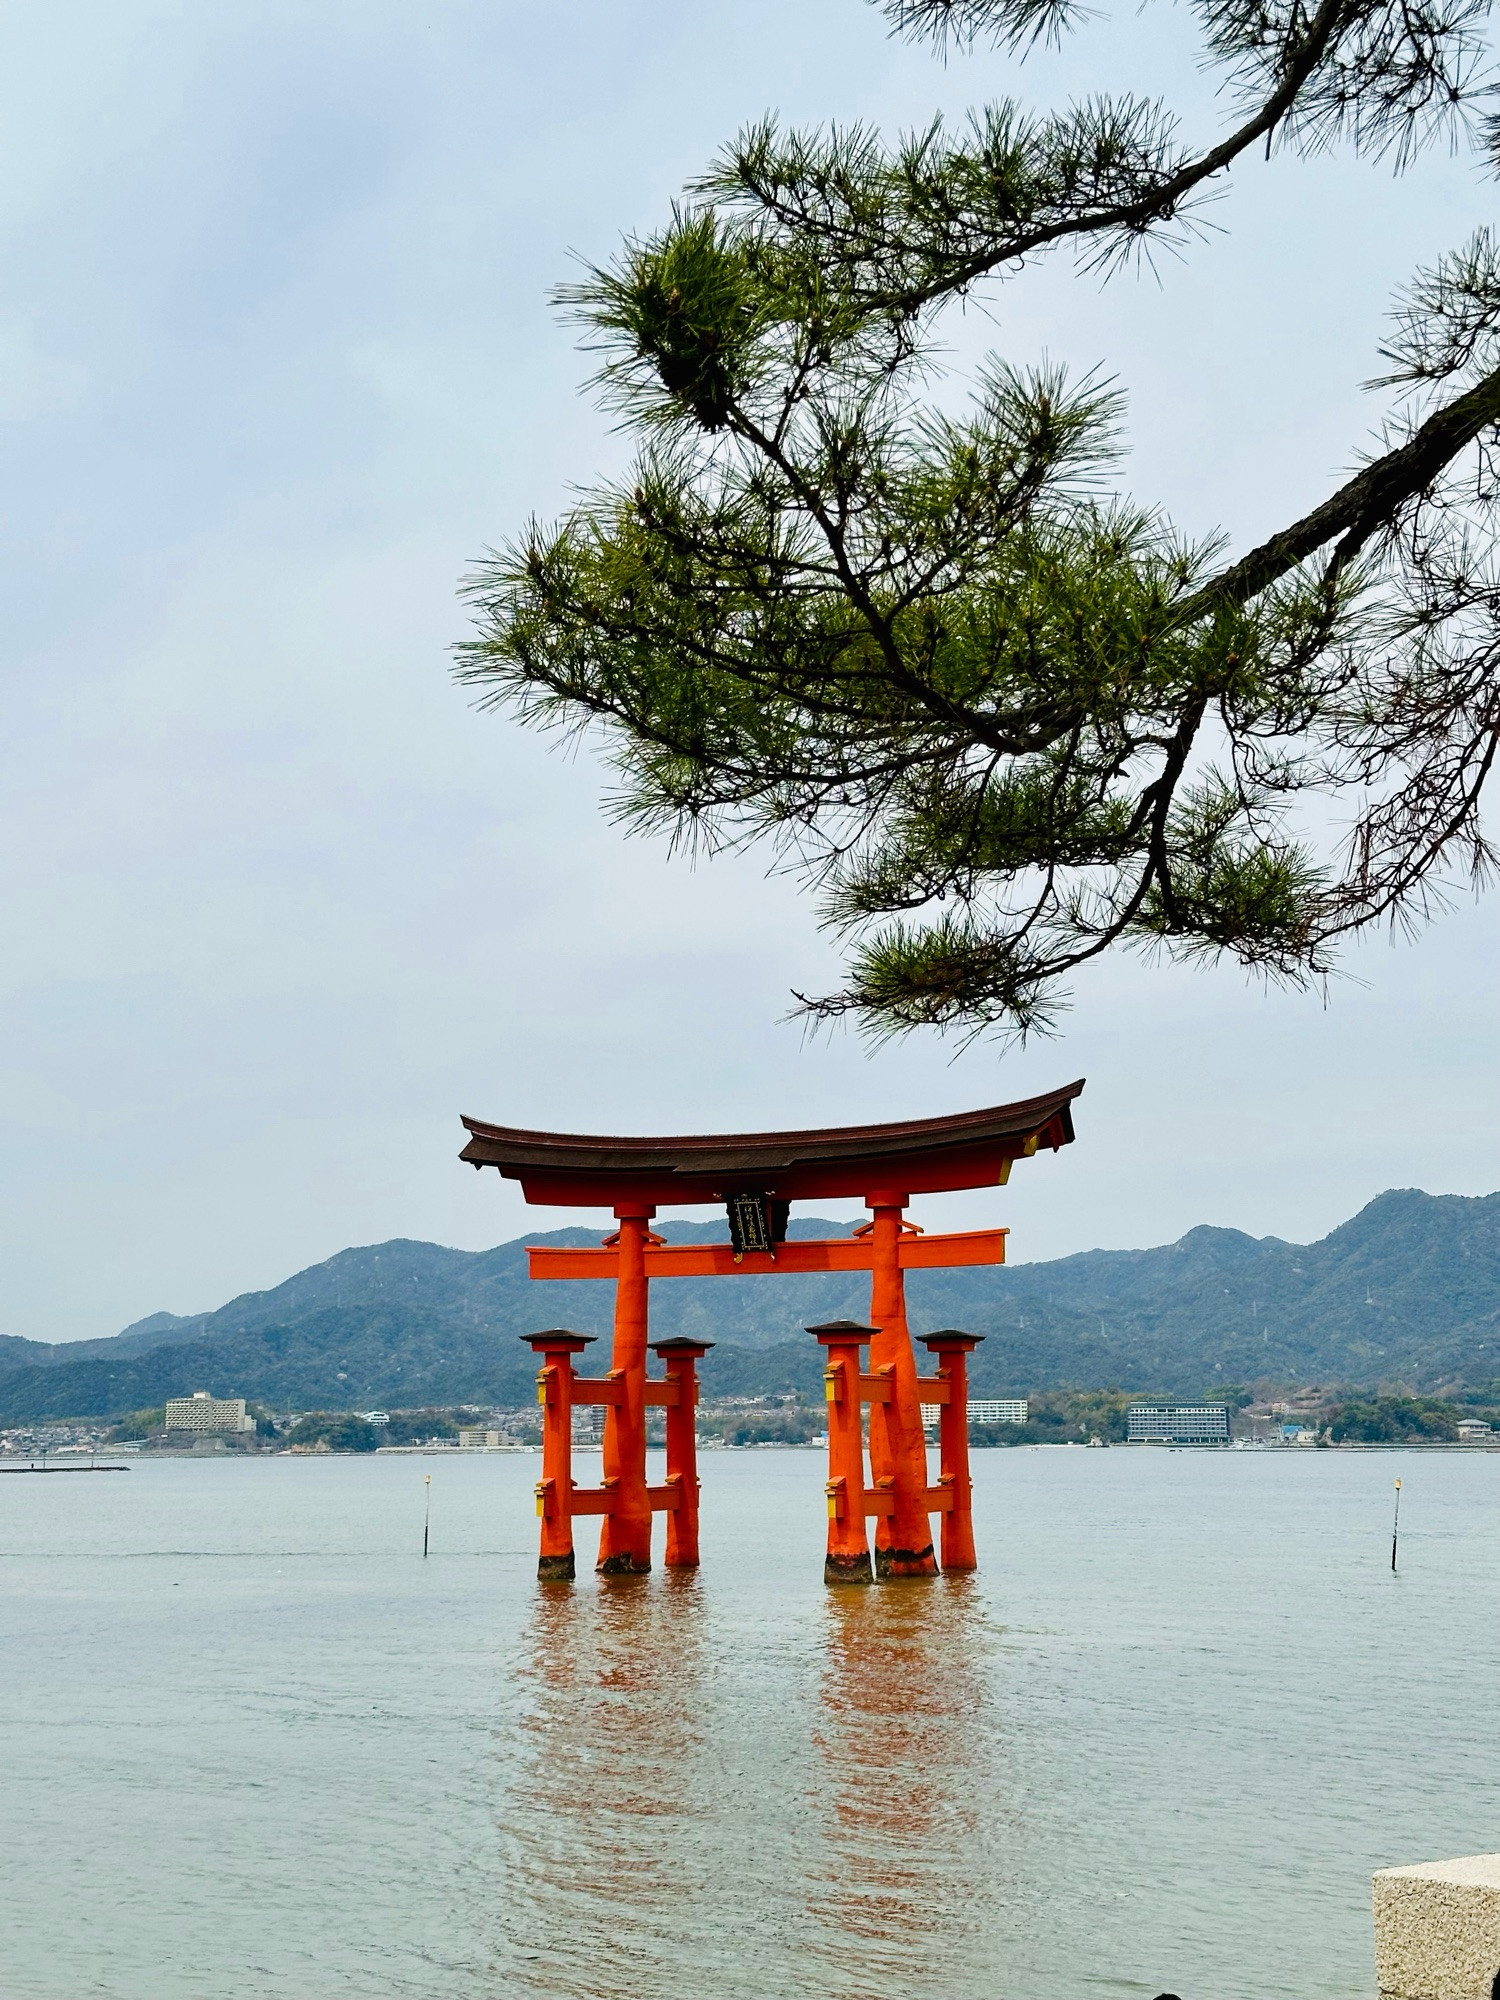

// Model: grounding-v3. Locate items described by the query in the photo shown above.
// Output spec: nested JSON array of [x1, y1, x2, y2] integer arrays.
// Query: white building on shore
[[921, 1397, 1028, 1431]]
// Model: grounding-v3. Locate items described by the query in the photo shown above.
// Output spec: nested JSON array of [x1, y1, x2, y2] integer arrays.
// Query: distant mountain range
[[3, 1188, 1499, 1425]]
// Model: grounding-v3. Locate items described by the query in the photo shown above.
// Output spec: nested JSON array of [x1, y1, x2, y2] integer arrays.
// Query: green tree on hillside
[[971, 1386, 1134, 1442], [1327, 1394, 1461, 1441], [1207, 1384, 1255, 1410], [288, 1413, 379, 1453], [462, 0, 1500, 1041], [382, 1409, 461, 1446], [105, 1406, 165, 1443]]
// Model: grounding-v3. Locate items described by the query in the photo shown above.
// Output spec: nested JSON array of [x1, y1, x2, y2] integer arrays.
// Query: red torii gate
[[459, 1082, 1082, 1583]]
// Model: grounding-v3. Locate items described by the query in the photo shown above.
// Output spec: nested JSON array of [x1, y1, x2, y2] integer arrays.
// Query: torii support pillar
[[919, 1331, 984, 1572], [812, 1321, 876, 1586], [525, 1326, 701, 1579], [649, 1336, 713, 1567], [523, 1329, 596, 1581]]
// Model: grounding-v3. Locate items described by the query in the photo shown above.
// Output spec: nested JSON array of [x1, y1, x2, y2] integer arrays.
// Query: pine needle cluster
[[459, 0, 1500, 1041]]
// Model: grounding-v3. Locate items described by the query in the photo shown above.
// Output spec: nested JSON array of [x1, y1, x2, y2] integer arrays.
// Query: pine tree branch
[[1175, 361, 1500, 623], [724, 0, 1353, 315], [915, 0, 1349, 296]]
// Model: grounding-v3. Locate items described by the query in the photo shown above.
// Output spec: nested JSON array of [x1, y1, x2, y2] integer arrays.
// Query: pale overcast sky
[[0, 0, 1494, 1342]]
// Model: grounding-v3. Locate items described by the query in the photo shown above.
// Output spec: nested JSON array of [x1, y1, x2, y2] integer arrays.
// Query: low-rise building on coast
[[969, 1398, 1028, 1425], [920, 1397, 1028, 1431]]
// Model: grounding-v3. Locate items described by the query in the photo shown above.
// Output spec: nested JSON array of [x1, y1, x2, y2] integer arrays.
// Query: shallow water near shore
[[3, 1445, 1497, 2000]]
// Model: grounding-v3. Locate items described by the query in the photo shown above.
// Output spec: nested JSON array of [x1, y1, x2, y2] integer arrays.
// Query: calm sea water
[[3, 1446, 1497, 2000]]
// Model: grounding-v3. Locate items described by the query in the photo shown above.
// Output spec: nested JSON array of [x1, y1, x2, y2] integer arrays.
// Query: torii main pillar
[[460, 1085, 1083, 1581], [864, 1195, 937, 1577], [597, 1205, 654, 1574]]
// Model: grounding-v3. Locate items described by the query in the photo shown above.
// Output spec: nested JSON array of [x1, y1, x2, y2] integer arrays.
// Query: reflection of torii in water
[[460, 1081, 1082, 1583]]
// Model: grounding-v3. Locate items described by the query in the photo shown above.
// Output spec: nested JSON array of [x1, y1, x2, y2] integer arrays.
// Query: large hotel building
[[164, 1391, 254, 1434], [1126, 1403, 1231, 1445]]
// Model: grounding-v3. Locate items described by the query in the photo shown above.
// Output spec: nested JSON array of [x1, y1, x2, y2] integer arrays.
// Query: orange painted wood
[[815, 1328, 874, 1581], [857, 1371, 893, 1403], [852, 1485, 953, 1515], [914, 1378, 951, 1404], [525, 1227, 1007, 1282], [866, 1203, 940, 1577], [856, 1484, 952, 1516], [907, 1227, 1012, 1269], [920, 1336, 980, 1569], [596, 1208, 654, 1573], [571, 1375, 680, 1407], [563, 1477, 687, 1517], [653, 1347, 706, 1564], [535, 1364, 574, 1562], [570, 1376, 625, 1407]]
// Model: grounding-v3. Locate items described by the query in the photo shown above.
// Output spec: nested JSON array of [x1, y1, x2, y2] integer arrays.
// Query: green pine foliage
[[1325, 1395, 1470, 1442], [286, 1412, 380, 1453], [103, 1405, 166, 1442], [972, 1387, 1136, 1444], [461, 0, 1500, 1040]]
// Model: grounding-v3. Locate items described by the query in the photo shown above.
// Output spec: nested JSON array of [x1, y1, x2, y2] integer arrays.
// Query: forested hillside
[[2, 1189, 1497, 1422]]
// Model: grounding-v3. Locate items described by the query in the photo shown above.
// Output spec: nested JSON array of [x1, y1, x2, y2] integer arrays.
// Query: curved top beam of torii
[[459, 1080, 1083, 1208]]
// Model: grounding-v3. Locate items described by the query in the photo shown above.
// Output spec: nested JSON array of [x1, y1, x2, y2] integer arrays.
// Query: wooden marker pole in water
[[1391, 1477, 1402, 1573], [423, 1474, 431, 1559]]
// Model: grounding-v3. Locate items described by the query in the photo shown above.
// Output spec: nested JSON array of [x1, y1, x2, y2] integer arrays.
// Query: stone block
[[1374, 1855, 1500, 2000]]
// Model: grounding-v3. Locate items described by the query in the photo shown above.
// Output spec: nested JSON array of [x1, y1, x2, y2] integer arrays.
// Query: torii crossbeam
[[460, 1082, 1083, 1583]]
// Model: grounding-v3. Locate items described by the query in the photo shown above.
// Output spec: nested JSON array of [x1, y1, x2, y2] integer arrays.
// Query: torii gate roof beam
[[459, 1081, 1083, 1208]]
